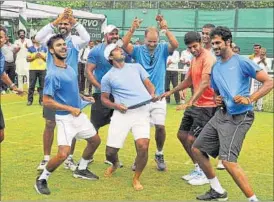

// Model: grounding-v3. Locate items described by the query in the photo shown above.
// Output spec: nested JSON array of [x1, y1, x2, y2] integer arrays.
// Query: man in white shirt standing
[[165, 49, 180, 104], [14, 29, 32, 90]]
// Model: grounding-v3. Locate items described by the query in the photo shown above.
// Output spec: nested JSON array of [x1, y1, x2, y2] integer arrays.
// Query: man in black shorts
[[192, 26, 273, 201], [161, 31, 216, 185]]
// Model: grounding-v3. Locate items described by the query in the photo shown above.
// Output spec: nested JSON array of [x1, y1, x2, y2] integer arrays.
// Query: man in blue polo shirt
[[101, 43, 156, 191], [192, 26, 273, 201], [0, 26, 23, 143], [34, 34, 100, 195], [122, 16, 179, 171]]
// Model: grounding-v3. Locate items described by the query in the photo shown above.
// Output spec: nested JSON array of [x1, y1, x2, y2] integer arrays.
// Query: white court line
[[3, 140, 274, 177], [5, 112, 41, 120], [1, 101, 26, 106]]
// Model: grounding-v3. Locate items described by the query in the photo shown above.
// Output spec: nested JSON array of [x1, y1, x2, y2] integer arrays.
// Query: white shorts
[[55, 113, 97, 146], [107, 105, 150, 149], [149, 98, 167, 126]]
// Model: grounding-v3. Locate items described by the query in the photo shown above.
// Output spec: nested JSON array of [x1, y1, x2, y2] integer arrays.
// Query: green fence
[[92, 8, 274, 56]]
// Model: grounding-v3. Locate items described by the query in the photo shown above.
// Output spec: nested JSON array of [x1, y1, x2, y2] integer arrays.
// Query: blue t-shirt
[[47, 37, 79, 74], [43, 65, 81, 115], [0, 51, 5, 76], [87, 43, 112, 93], [131, 43, 170, 95], [211, 55, 261, 115], [101, 63, 152, 107]]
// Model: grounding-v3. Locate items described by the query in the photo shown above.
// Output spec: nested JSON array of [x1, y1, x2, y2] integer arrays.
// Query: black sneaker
[[73, 168, 99, 180], [196, 188, 228, 201], [27, 101, 32, 106], [34, 177, 50, 195], [155, 154, 166, 171]]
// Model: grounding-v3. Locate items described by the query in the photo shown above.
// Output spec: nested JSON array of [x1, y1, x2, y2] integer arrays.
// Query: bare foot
[[133, 179, 143, 191], [104, 167, 115, 177]]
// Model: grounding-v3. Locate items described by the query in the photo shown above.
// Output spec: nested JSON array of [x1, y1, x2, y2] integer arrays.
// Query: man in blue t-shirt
[[0, 26, 24, 143], [101, 43, 156, 191], [35, 35, 100, 195], [192, 26, 273, 201], [122, 16, 179, 171], [35, 8, 90, 171]]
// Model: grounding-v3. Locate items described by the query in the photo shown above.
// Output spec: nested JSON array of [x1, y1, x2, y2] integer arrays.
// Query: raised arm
[[85, 63, 101, 90]]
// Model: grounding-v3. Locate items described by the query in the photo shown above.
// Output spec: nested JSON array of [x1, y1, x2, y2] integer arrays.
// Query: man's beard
[[59, 28, 68, 36], [55, 52, 67, 60]]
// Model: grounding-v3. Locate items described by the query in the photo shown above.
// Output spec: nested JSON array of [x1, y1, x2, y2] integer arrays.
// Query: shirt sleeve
[[43, 73, 60, 97], [240, 56, 262, 79], [210, 70, 218, 91], [202, 54, 214, 75], [87, 47, 97, 65], [35, 23, 55, 46], [73, 23, 90, 50], [101, 75, 111, 94], [137, 64, 149, 81]]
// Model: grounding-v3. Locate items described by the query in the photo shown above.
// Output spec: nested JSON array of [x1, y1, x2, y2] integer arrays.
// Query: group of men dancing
[[0, 8, 273, 201]]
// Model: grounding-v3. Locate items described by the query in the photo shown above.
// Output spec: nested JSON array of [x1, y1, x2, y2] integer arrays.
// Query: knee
[[191, 146, 200, 155], [45, 120, 56, 131], [222, 160, 236, 169], [57, 150, 70, 161], [177, 131, 187, 142], [0, 131, 4, 143], [88, 134, 101, 147], [105, 148, 117, 161], [155, 125, 165, 134], [137, 142, 149, 153]]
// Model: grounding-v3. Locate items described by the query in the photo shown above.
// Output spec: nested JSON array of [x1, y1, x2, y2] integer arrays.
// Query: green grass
[[1, 93, 273, 201]]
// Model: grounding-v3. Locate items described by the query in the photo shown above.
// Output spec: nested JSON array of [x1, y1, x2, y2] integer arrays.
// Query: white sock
[[44, 155, 50, 161], [39, 168, 51, 181], [156, 150, 163, 155], [68, 155, 73, 159], [78, 158, 89, 170], [194, 163, 200, 172], [209, 177, 225, 194], [248, 195, 258, 202]]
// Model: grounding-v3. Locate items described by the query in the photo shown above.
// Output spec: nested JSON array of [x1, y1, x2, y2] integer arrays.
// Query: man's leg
[[165, 71, 171, 103], [171, 72, 180, 104], [133, 138, 149, 191], [104, 146, 120, 177], [0, 106, 5, 143], [27, 70, 37, 105], [38, 70, 46, 105], [35, 145, 71, 195], [0, 129, 4, 143]]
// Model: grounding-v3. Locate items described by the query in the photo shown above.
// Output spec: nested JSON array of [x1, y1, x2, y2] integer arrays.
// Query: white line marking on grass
[[5, 112, 42, 120], [1, 101, 26, 106]]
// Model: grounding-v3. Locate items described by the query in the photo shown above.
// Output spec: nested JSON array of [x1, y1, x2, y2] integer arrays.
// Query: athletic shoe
[[34, 177, 50, 195], [73, 168, 99, 180], [27, 101, 32, 106], [37, 160, 48, 171], [217, 160, 225, 170], [104, 160, 124, 168], [196, 188, 228, 201], [188, 172, 209, 186], [155, 154, 166, 171], [181, 170, 199, 181], [131, 163, 136, 171], [64, 158, 77, 171]]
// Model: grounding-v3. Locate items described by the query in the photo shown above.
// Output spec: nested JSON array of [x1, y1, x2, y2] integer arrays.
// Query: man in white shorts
[[101, 43, 156, 191], [34, 35, 100, 195]]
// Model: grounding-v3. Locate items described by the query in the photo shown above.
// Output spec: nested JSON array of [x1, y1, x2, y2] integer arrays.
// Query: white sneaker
[[1, 90, 6, 95], [37, 160, 48, 171], [181, 170, 199, 181], [64, 158, 77, 171], [188, 172, 209, 186], [217, 160, 225, 170]]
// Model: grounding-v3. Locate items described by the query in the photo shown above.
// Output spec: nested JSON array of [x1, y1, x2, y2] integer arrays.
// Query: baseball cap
[[104, 39, 124, 60], [103, 25, 119, 35]]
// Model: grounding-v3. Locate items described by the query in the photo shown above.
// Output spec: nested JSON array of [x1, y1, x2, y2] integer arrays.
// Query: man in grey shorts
[[192, 26, 273, 201]]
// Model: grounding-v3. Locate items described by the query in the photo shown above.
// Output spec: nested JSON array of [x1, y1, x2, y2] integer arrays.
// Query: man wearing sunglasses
[[122, 16, 178, 171]]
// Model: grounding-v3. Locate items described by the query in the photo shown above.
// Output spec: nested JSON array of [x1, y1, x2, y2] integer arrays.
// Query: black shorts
[[43, 106, 56, 121], [193, 109, 254, 162], [0, 106, 5, 130], [179, 106, 216, 137], [90, 93, 114, 132]]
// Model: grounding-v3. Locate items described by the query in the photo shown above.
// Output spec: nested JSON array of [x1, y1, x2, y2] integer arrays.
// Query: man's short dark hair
[[31, 35, 36, 40], [17, 29, 25, 36], [0, 26, 7, 34], [202, 24, 215, 29], [47, 34, 64, 49], [210, 26, 232, 44], [253, 44, 261, 49], [184, 31, 201, 45]]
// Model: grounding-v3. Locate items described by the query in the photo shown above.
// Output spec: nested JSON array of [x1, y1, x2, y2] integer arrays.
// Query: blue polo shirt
[[211, 55, 261, 115], [0, 51, 5, 76]]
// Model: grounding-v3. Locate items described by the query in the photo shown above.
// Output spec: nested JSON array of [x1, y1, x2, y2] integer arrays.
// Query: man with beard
[[35, 8, 90, 171], [86, 25, 123, 166], [101, 43, 156, 191], [192, 26, 273, 201], [34, 34, 100, 195], [161, 32, 216, 186], [14, 29, 32, 90], [122, 16, 179, 171], [0, 26, 24, 143]]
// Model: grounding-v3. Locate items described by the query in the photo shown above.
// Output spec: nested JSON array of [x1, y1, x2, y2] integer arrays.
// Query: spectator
[[232, 46, 240, 54]]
